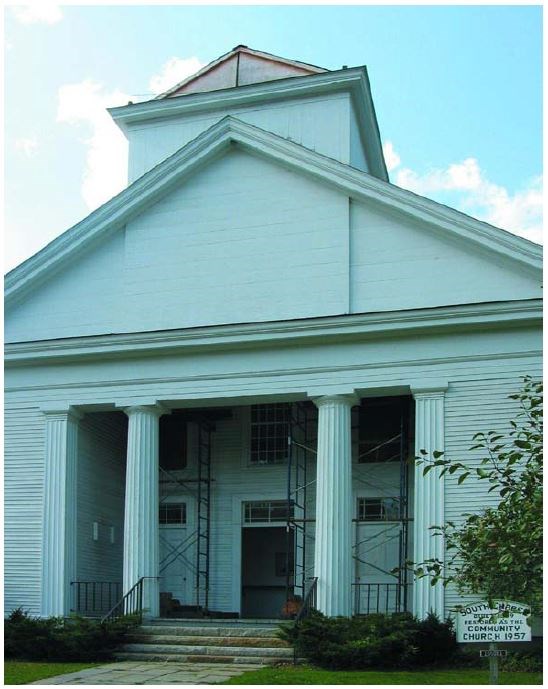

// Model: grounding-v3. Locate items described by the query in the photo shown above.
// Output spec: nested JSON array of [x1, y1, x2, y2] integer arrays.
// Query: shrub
[[4, 608, 138, 662], [500, 647, 543, 673], [279, 611, 457, 670]]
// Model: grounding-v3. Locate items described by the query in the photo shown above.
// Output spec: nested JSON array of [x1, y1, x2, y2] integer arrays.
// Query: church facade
[[5, 47, 542, 622]]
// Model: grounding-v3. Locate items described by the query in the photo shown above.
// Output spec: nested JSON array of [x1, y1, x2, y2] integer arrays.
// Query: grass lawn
[[4, 661, 102, 685], [222, 666, 543, 685]]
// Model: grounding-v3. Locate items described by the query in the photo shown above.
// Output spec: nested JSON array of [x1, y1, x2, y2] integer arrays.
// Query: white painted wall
[[6, 150, 540, 345], [76, 412, 126, 587], [6, 230, 125, 343], [126, 93, 352, 182], [349, 200, 541, 313], [4, 405, 45, 616], [349, 102, 370, 173], [6, 150, 350, 341]]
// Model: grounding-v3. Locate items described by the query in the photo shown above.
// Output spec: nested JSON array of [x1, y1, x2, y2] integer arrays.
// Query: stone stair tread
[[138, 625, 281, 637], [128, 634, 289, 647], [114, 652, 287, 665], [121, 643, 292, 657]]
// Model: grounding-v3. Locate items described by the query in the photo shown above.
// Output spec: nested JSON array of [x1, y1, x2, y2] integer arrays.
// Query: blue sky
[[4, 4, 543, 271]]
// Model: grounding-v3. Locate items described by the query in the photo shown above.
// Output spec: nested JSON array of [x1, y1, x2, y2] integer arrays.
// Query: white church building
[[5, 47, 542, 623]]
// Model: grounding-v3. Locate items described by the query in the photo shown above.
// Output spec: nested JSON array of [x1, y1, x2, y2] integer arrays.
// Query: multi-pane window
[[159, 502, 187, 525], [250, 403, 290, 464], [243, 500, 293, 524], [357, 497, 400, 521], [358, 397, 408, 463]]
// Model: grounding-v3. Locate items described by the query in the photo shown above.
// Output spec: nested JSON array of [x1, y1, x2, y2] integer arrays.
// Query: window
[[358, 397, 408, 463], [159, 502, 187, 525], [250, 403, 290, 464], [159, 415, 187, 471], [243, 500, 293, 524], [357, 497, 400, 521]]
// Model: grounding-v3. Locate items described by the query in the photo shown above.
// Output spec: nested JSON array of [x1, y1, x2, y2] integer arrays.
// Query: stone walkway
[[32, 661, 261, 685]]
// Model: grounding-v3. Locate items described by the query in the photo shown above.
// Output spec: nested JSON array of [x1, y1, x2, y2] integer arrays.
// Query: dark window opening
[[160, 415, 187, 471], [358, 396, 409, 463]]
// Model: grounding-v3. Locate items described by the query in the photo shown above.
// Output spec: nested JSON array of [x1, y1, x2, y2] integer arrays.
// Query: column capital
[[116, 402, 170, 418], [411, 380, 448, 398], [312, 393, 360, 409], [40, 403, 83, 421]]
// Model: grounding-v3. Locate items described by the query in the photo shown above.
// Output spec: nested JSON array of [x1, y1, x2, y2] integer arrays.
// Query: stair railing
[[101, 577, 158, 624], [71, 581, 122, 617], [294, 576, 318, 624]]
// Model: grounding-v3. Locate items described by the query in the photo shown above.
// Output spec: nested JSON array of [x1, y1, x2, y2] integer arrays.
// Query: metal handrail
[[294, 576, 318, 624], [71, 581, 122, 616], [352, 581, 411, 615], [101, 577, 151, 624]]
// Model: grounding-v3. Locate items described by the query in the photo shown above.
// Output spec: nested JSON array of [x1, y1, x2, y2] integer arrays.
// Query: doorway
[[241, 527, 294, 618]]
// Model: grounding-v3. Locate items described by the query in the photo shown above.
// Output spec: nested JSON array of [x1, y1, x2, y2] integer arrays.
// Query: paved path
[[32, 661, 261, 685]]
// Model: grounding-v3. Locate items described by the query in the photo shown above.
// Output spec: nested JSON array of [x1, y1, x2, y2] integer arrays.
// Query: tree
[[412, 376, 542, 613]]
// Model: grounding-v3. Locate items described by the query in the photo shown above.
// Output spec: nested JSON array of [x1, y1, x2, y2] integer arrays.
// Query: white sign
[[456, 600, 531, 643]]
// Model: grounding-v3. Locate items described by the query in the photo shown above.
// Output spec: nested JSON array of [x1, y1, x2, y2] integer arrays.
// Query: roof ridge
[[155, 45, 327, 100]]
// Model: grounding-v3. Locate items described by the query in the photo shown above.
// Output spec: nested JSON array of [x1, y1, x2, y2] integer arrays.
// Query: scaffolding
[[286, 401, 317, 603], [195, 417, 213, 612], [284, 396, 411, 615], [158, 397, 411, 618], [158, 409, 229, 617]]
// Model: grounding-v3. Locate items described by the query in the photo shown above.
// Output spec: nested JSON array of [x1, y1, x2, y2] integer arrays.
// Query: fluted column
[[412, 383, 447, 620], [41, 407, 81, 617], [313, 394, 358, 617], [123, 404, 166, 618]]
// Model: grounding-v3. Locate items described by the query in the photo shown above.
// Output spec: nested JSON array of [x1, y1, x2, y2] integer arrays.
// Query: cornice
[[109, 68, 366, 129], [4, 300, 542, 366]]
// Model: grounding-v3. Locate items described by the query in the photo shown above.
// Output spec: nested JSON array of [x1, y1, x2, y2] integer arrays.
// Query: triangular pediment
[[158, 45, 326, 98], [5, 116, 541, 344]]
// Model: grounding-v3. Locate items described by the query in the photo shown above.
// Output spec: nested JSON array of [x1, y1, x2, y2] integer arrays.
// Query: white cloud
[[149, 56, 205, 95], [55, 57, 205, 209], [386, 143, 543, 244], [11, 4, 63, 25], [383, 141, 400, 173], [57, 80, 129, 210], [15, 137, 38, 157]]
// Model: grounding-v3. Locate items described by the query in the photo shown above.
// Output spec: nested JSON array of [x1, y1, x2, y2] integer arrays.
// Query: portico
[[37, 380, 447, 622]]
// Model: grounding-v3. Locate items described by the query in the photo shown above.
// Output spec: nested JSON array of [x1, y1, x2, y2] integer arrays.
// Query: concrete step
[[127, 634, 289, 648], [114, 652, 289, 665], [138, 624, 283, 638], [147, 617, 283, 626], [119, 643, 293, 659]]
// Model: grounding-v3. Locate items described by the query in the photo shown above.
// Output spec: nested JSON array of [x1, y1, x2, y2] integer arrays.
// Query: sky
[[4, 3, 543, 272]]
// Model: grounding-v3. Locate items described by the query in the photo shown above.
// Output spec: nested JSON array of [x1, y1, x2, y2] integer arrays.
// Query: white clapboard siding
[[4, 405, 45, 616], [349, 200, 540, 313], [76, 412, 127, 586], [123, 150, 349, 333], [4, 352, 542, 618], [127, 93, 355, 182], [6, 149, 350, 343], [443, 365, 542, 611]]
